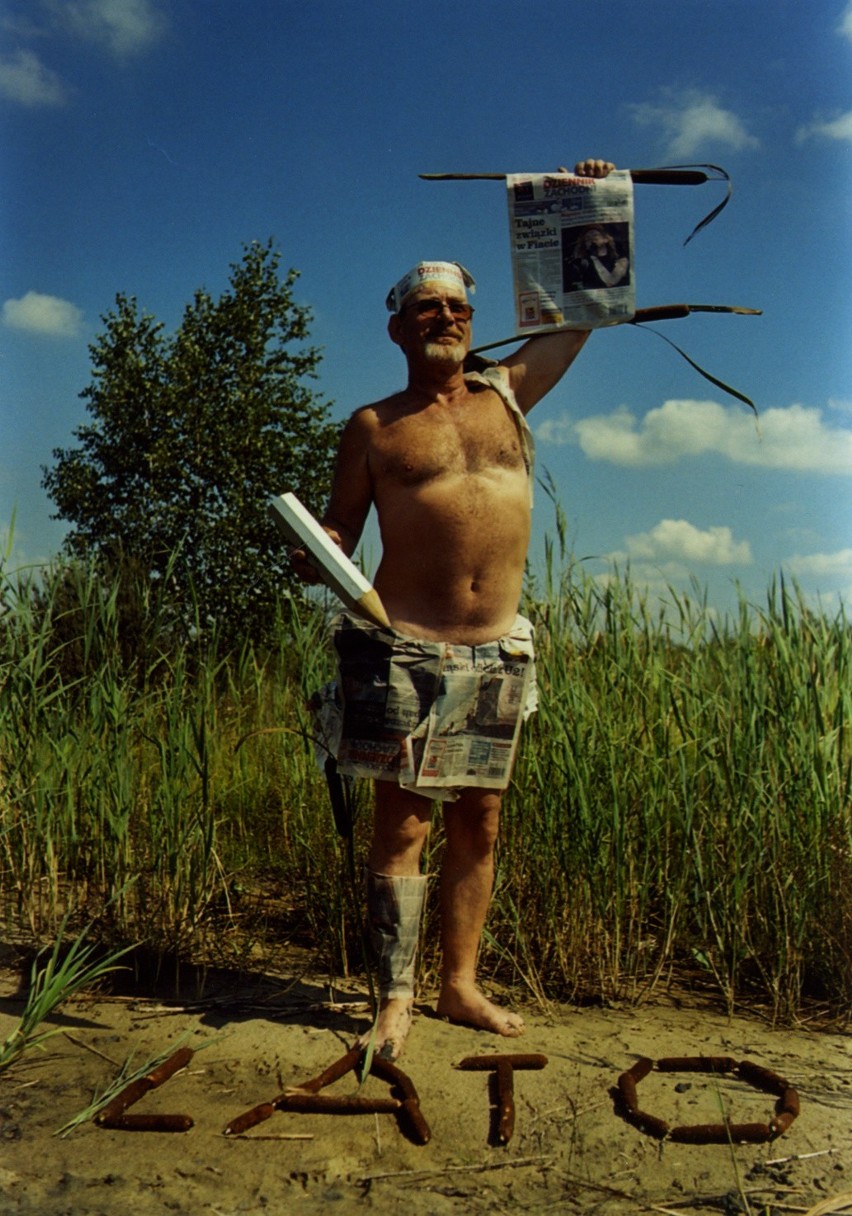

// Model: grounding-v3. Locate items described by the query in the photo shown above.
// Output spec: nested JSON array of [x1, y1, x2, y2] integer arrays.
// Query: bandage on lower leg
[[365, 869, 428, 1000]]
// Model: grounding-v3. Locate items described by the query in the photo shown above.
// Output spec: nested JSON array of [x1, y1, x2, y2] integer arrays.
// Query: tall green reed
[[499, 542, 850, 1020], [0, 559, 230, 952], [1, 547, 847, 1020]]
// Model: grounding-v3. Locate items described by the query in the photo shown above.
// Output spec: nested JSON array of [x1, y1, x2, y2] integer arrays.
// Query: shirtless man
[[297, 159, 615, 1058]]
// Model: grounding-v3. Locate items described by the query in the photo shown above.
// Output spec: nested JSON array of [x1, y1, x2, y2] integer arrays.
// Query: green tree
[[43, 241, 339, 645]]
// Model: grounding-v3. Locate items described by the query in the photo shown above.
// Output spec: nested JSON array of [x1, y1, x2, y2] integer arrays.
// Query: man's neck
[[404, 359, 468, 404]]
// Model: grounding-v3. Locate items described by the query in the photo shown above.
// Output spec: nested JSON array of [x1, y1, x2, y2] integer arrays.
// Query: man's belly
[[373, 473, 531, 644]]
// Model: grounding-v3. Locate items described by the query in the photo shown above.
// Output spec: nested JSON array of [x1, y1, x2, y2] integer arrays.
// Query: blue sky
[[2, 0, 850, 619]]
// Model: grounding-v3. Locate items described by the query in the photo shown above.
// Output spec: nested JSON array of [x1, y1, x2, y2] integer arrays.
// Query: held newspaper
[[507, 167, 635, 333]]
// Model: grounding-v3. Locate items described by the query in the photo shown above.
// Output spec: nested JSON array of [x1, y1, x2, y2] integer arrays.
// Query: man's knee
[[371, 782, 433, 868], [444, 791, 502, 855], [375, 814, 431, 856]]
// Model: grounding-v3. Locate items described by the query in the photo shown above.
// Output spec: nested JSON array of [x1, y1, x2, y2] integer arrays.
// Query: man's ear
[[387, 312, 405, 350]]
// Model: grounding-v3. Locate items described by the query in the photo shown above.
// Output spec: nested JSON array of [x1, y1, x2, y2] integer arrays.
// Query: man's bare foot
[[435, 982, 525, 1037], [357, 996, 414, 1061]]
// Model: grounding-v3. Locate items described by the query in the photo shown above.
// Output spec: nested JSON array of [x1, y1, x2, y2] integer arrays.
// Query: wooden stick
[[145, 1046, 195, 1087], [457, 1053, 548, 1147], [288, 1044, 363, 1095], [469, 306, 761, 356], [737, 1059, 790, 1096], [624, 1057, 655, 1083], [98, 1113, 193, 1132], [457, 1053, 548, 1071], [223, 1102, 276, 1136], [668, 1121, 771, 1145], [274, 1092, 401, 1115], [656, 1055, 737, 1074], [624, 1109, 670, 1139], [617, 1072, 639, 1114], [495, 1059, 515, 1145], [419, 169, 712, 185], [97, 1078, 153, 1123], [766, 1150, 836, 1166], [769, 1112, 797, 1136], [96, 1046, 194, 1129], [368, 1056, 431, 1145], [231, 1133, 314, 1141]]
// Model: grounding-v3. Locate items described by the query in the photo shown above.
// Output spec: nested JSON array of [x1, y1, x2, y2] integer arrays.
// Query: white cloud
[[537, 399, 852, 474], [3, 291, 84, 337], [795, 109, 852, 145], [784, 548, 852, 578], [839, 1, 852, 41], [0, 48, 66, 105], [0, 1, 166, 109], [629, 89, 759, 159], [591, 559, 699, 603], [619, 519, 753, 567], [50, 0, 167, 56], [782, 547, 852, 611]]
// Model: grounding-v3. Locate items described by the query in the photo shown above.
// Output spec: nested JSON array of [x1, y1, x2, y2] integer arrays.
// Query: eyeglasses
[[403, 297, 474, 322]]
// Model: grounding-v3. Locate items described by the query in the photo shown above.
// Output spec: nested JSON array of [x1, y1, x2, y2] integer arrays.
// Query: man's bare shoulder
[[345, 390, 409, 428]]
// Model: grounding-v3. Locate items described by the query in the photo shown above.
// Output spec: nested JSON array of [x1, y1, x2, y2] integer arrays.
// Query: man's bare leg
[[435, 789, 525, 1037], [360, 782, 432, 1060]]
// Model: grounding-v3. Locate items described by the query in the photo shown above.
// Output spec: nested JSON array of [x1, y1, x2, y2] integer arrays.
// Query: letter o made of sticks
[[614, 1056, 800, 1145]]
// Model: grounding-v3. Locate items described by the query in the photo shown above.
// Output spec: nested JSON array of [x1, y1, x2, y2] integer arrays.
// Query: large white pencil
[[269, 492, 391, 629]]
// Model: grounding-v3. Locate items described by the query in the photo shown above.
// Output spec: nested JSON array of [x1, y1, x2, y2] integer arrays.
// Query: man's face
[[390, 284, 474, 366]]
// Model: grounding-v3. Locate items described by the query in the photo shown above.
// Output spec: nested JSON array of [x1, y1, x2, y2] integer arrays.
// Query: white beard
[[423, 340, 466, 366]]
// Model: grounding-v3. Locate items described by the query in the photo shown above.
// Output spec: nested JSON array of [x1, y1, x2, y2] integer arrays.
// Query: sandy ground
[[0, 962, 849, 1216]]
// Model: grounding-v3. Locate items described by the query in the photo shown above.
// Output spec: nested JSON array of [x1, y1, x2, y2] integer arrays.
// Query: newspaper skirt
[[310, 614, 537, 800]]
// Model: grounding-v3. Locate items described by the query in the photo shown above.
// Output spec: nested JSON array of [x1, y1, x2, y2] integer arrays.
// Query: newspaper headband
[[385, 261, 476, 312]]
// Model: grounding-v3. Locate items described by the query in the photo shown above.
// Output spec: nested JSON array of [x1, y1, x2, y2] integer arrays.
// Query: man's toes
[[499, 1020, 525, 1038]]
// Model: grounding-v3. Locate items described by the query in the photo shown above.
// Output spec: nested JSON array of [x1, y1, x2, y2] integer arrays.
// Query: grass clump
[[500, 557, 850, 1021], [0, 918, 130, 1074]]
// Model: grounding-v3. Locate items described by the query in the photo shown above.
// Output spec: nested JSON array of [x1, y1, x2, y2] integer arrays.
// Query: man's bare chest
[[370, 391, 525, 488]]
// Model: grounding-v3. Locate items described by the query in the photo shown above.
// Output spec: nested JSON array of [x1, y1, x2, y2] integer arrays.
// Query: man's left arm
[[501, 158, 615, 414]]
